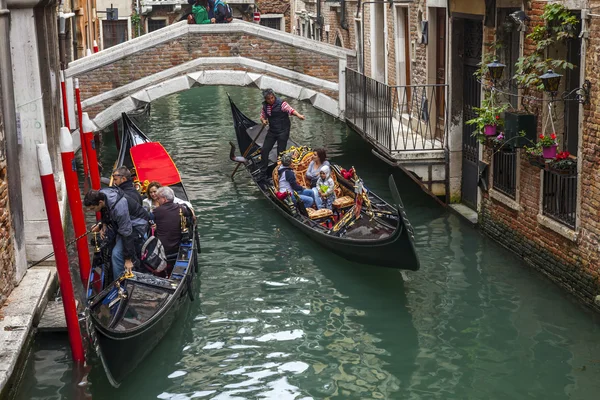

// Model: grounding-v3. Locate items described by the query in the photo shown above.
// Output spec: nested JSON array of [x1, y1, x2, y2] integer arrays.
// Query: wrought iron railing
[[492, 148, 517, 199], [542, 169, 577, 229], [345, 68, 447, 153]]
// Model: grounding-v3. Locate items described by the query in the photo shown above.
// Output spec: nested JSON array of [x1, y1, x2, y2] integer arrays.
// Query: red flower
[[539, 134, 545, 139], [550, 133, 557, 140], [496, 115, 500, 120]]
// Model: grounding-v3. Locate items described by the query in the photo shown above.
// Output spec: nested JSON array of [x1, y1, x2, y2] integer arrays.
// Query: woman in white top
[[305, 148, 330, 188], [143, 181, 194, 215]]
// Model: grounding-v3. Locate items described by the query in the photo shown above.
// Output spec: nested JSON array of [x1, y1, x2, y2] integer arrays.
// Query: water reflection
[[13, 86, 600, 400]]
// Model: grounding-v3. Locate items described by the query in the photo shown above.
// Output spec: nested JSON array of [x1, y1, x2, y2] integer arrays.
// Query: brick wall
[[479, 1, 600, 312], [76, 32, 344, 114], [256, 0, 292, 33], [0, 99, 15, 307]]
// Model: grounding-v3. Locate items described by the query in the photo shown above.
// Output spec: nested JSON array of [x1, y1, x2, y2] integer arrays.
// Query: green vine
[[514, 3, 577, 95], [131, 11, 143, 38]]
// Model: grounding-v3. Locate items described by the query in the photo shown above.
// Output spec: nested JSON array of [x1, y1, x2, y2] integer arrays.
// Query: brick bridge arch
[[64, 20, 356, 131]]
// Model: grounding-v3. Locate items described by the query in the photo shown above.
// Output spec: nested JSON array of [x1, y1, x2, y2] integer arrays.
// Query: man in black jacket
[[112, 166, 143, 206], [84, 187, 149, 278], [152, 186, 192, 255]]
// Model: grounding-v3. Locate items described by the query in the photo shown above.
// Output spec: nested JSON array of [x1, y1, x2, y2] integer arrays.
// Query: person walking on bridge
[[258, 89, 305, 177]]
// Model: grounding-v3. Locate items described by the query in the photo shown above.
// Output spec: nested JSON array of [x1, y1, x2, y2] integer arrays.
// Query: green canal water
[[14, 86, 600, 399]]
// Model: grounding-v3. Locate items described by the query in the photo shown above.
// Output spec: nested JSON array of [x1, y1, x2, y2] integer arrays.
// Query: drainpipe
[[341, 0, 348, 30], [0, 0, 26, 267], [58, 11, 75, 68], [70, 0, 77, 60]]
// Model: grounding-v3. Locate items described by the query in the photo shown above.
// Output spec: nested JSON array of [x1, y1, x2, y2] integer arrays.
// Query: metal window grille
[[102, 20, 128, 49], [260, 18, 281, 31], [345, 68, 447, 153], [542, 169, 577, 229], [492, 148, 517, 199], [147, 18, 167, 33]]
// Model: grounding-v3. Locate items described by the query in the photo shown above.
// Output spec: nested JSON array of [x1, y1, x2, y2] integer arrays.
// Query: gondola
[[85, 112, 199, 387], [228, 97, 419, 271]]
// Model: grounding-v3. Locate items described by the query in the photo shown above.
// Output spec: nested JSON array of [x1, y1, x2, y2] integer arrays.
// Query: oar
[[231, 124, 267, 180]]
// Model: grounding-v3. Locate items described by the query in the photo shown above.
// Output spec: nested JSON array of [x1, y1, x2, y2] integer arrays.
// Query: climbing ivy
[[131, 11, 143, 38], [513, 3, 577, 92]]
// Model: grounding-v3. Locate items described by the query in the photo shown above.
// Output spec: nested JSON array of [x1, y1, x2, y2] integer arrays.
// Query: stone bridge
[[64, 20, 356, 132]]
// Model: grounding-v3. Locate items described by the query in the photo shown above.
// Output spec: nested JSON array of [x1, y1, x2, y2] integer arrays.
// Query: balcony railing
[[345, 68, 447, 153], [542, 169, 577, 229], [492, 148, 517, 199]]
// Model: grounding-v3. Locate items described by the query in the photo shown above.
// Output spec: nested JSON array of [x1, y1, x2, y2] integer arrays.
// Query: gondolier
[[258, 89, 305, 176]]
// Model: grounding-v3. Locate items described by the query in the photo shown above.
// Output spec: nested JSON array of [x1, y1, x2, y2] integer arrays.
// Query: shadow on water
[[13, 86, 600, 400]]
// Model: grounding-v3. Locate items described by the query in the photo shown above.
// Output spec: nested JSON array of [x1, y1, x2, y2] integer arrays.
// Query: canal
[[14, 86, 600, 399]]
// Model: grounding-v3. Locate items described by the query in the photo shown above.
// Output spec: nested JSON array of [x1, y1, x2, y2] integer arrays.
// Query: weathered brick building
[[0, 102, 15, 307], [477, 0, 600, 312]]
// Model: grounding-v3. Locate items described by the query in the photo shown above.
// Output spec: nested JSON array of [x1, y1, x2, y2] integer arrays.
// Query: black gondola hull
[[88, 283, 189, 385], [253, 177, 419, 270], [86, 112, 198, 387]]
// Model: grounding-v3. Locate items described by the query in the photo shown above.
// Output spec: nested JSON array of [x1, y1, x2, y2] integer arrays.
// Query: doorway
[[460, 18, 483, 209]]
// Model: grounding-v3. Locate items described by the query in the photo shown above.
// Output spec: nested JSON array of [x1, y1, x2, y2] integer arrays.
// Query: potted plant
[[548, 151, 577, 175], [538, 133, 558, 159], [466, 101, 509, 144], [524, 145, 545, 169]]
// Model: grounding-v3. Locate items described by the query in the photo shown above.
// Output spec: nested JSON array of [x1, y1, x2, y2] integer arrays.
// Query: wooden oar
[[231, 124, 267, 180]]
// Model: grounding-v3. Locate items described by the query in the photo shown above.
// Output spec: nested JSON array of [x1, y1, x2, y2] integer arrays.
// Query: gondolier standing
[[258, 89, 305, 176]]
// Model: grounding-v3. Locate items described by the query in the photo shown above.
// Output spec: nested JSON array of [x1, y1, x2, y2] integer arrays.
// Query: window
[[564, 17, 582, 155], [492, 148, 517, 199], [147, 18, 167, 33], [497, 8, 521, 108], [260, 18, 281, 30], [102, 20, 128, 49], [542, 170, 577, 229]]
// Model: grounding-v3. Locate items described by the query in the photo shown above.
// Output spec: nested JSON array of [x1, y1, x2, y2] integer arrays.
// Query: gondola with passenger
[[84, 113, 199, 387], [228, 96, 419, 271]]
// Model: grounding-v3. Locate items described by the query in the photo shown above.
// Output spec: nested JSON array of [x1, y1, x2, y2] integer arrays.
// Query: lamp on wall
[[539, 69, 562, 97], [486, 60, 505, 84]]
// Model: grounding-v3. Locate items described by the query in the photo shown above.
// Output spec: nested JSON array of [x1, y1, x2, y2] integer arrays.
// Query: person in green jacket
[[192, 0, 215, 24]]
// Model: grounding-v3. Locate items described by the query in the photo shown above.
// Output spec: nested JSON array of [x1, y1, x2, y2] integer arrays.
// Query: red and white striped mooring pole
[[37, 143, 85, 363], [60, 127, 92, 285], [60, 71, 70, 130], [93, 40, 99, 53], [82, 113, 102, 220], [74, 78, 89, 178]]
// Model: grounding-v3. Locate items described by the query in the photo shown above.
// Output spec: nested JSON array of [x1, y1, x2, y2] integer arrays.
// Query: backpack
[[214, 0, 233, 22], [140, 236, 168, 273]]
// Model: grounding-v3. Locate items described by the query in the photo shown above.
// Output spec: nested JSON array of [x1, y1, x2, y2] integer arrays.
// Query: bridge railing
[[345, 68, 448, 154]]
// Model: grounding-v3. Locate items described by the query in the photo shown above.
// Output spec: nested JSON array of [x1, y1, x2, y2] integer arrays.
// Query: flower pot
[[484, 125, 497, 136], [542, 145, 557, 159]]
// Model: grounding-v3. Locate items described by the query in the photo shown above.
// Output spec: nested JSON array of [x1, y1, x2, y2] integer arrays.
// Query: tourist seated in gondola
[[112, 166, 143, 206], [84, 187, 149, 278], [152, 186, 193, 257], [313, 165, 336, 210], [305, 148, 330, 188], [143, 181, 195, 219], [278, 153, 315, 208]]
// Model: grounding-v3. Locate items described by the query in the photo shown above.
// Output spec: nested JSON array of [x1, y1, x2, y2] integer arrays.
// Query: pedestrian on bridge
[[192, 0, 216, 24], [258, 89, 305, 177]]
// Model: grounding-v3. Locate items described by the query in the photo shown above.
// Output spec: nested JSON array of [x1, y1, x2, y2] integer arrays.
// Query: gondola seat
[[333, 196, 354, 209], [306, 207, 333, 220]]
